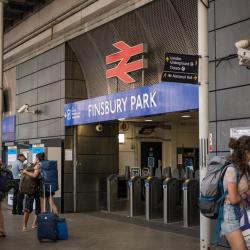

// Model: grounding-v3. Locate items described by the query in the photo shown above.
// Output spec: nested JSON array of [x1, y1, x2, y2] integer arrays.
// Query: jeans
[[12, 179, 24, 214]]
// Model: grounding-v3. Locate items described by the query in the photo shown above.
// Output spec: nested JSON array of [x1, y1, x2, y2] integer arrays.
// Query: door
[[141, 142, 162, 176]]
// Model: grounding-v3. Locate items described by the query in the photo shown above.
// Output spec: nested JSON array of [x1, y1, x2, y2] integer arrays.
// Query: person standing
[[11, 154, 26, 215]]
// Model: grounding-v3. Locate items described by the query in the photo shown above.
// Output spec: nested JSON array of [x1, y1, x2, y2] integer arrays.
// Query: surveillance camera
[[17, 104, 29, 113], [96, 124, 103, 132], [235, 39, 250, 69]]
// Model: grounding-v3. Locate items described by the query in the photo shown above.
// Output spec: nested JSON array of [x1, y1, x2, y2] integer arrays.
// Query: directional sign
[[161, 53, 199, 84]]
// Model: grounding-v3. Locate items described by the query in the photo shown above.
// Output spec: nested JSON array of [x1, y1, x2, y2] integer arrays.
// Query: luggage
[[57, 217, 68, 240], [199, 156, 232, 219], [0, 167, 14, 192], [41, 160, 58, 193], [37, 185, 58, 242]]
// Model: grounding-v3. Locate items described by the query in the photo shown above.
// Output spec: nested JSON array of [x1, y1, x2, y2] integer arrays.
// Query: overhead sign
[[162, 53, 199, 84], [64, 82, 198, 126], [106, 41, 147, 84]]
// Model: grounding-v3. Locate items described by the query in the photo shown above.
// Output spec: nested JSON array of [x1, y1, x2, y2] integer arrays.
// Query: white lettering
[[105, 101, 109, 114], [131, 96, 136, 110], [143, 94, 149, 108], [136, 95, 143, 110], [117, 99, 122, 113], [110, 100, 116, 114], [88, 105, 92, 117], [100, 102, 105, 115], [122, 97, 127, 112], [150, 91, 157, 107]]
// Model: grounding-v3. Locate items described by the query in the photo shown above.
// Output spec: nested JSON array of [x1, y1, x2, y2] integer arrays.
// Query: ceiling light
[[145, 119, 153, 122], [181, 115, 191, 118]]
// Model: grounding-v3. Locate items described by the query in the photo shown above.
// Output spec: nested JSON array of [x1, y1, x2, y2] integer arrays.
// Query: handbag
[[240, 208, 250, 249]]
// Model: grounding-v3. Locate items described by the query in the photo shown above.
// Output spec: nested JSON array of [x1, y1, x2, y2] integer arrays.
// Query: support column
[[0, 1, 4, 158], [198, 0, 210, 249]]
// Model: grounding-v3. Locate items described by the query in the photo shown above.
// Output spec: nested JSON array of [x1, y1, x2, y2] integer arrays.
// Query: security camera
[[96, 124, 103, 132], [235, 39, 250, 69], [17, 104, 29, 113]]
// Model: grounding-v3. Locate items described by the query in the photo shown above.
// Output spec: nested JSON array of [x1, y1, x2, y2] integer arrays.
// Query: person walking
[[11, 154, 26, 215], [0, 160, 6, 237], [220, 136, 250, 250], [22, 155, 41, 232]]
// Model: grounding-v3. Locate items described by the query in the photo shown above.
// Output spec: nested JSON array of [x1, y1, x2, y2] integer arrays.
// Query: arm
[[23, 165, 40, 178], [227, 182, 241, 204]]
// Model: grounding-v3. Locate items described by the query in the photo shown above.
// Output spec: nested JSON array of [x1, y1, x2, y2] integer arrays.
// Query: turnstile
[[145, 176, 163, 220], [163, 177, 183, 223], [107, 175, 128, 212], [183, 179, 200, 227], [128, 176, 146, 217]]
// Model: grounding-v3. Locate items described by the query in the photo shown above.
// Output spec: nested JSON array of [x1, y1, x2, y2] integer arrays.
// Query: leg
[[0, 202, 5, 236], [49, 197, 59, 215], [32, 216, 38, 229], [226, 230, 247, 250], [22, 212, 29, 232], [17, 189, 24, 214], [12, 181, 18, 214]]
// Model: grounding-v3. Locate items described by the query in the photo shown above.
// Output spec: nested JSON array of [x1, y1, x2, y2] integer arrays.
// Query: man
[[0, 160, 6, 237], [11, 154, 26, 215]]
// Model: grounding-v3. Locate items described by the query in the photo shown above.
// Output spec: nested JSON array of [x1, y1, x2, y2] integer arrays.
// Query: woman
[[39, 153, 58, 215], [0, 159, 6, 237], [22, 154, 41, 232], [221, 136, 250, 250]]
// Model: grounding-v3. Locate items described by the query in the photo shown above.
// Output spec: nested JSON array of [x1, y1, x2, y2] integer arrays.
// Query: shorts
[[221, 204, 241, 235], [24, 192, 41, 215], [40, 189, 55, 198]]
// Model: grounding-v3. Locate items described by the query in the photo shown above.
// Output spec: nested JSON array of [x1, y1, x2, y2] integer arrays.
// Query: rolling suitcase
[[57, 217, 68, 240], [37, 185, 58, 242]]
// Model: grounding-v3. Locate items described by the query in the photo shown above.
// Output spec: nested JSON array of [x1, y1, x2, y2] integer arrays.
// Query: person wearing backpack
[[22, 154, 41, 232], [39, 153, 59, 215], [220, 136, 250, 250], [0, 160, 6, 237]]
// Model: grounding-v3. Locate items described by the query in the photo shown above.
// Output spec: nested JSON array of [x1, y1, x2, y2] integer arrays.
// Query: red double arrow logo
[[106, 41, 146, 84]]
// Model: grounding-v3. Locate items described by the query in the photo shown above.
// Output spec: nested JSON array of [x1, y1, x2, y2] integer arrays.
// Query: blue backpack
[[40, 160, 58, 193]]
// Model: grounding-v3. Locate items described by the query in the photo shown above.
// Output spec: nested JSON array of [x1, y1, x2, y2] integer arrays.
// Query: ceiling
[[4, 0, 53, 32]]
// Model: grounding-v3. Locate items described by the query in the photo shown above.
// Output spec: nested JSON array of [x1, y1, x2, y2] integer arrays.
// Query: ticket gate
[[145, 176, 163, 220], [183, 179, 200, 227], [107, 175, 129, 212], [128, 176, 146, 217], [163, 177, 183, 223]]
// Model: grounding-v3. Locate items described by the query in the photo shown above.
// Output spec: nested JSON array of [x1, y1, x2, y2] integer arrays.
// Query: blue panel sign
[[64, 82, 198, 126], [2, 115, 15, 142]]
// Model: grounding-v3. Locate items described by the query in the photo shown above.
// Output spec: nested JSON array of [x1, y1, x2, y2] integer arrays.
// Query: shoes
[[12, 210, 17, 215], [22, 227, 28, 232], [18, 212, 24, 215]]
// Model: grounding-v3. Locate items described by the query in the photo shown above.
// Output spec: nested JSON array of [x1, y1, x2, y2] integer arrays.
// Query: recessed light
[[181, 115, 191, 118], [118, 118, 125, 121], [145, 119, 153, 122]]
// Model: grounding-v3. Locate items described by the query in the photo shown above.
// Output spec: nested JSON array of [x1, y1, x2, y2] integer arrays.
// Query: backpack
[[19, 163, 38, 195], [199, 156, 232, 219], [41, 160, 58, 193], [0, 167, 14, 192]]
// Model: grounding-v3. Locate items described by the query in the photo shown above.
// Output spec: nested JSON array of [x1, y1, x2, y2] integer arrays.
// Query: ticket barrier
[[163, 177, 183, 223], [145, 176, 163, 220], [128, 176, 146, 217], [107, 174, 129, 212], [183, 179, 200, 227]]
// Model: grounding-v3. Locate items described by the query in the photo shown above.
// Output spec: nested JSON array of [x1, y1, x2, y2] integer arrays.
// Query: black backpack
[[0, 167, 14, 192]]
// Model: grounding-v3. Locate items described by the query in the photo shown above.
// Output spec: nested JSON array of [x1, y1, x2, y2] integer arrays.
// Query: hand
[[23, 169, 27, 175]]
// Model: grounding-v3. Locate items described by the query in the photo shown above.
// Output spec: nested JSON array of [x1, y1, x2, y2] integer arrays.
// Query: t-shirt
[[11, 159, 24, 180], [223, 164, 250, 205]]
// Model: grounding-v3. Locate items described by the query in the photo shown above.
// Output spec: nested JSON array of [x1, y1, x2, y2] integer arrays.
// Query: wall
[[119, 121, 199, 175], [208, 0, 250, 154]]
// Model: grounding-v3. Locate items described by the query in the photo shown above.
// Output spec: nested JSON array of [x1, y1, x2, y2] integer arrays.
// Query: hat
[[18, 154, 27, 160]]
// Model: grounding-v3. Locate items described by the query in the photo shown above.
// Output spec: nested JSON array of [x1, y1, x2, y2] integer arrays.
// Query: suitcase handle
[[43, 183, 52, 213]]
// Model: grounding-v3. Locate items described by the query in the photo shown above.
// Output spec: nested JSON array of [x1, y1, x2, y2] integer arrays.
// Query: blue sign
[[3, 115, 15, 142], [8, 148, 17, 155], [64, 82, 198, 126]]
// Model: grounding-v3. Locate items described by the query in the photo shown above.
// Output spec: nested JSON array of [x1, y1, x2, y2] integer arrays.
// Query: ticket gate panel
[[107, 175, 128, 212], [129, 176, 145, 217], [145, 177, 163, 220], [163, 178, 183, 223]]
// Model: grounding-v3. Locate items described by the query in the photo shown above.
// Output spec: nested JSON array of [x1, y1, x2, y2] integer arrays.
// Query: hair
[[228, 135, 250, 175], [36, 152, 45, 162]]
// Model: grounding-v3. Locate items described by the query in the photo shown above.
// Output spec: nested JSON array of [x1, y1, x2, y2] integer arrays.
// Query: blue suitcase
[[57, 217, 68, 240], [37, 185, 58, 242]]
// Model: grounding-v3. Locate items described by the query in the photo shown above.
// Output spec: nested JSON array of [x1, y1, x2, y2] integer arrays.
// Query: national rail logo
[[106, 41, 147, 84]]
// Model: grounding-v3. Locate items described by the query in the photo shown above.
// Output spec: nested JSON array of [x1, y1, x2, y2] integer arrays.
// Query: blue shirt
[[11, 159, 24, 180]]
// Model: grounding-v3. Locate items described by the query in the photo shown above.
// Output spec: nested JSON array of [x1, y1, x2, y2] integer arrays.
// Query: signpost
[[162, 53, 199, 84]]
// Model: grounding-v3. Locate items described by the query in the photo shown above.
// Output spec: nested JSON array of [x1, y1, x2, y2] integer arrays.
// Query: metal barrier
[[183, 179, 200, 227], [128, 176, 146, 217], [107, 174, 128, 212], [145, 176, 163, 220], [163, 177, 183, 223]]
